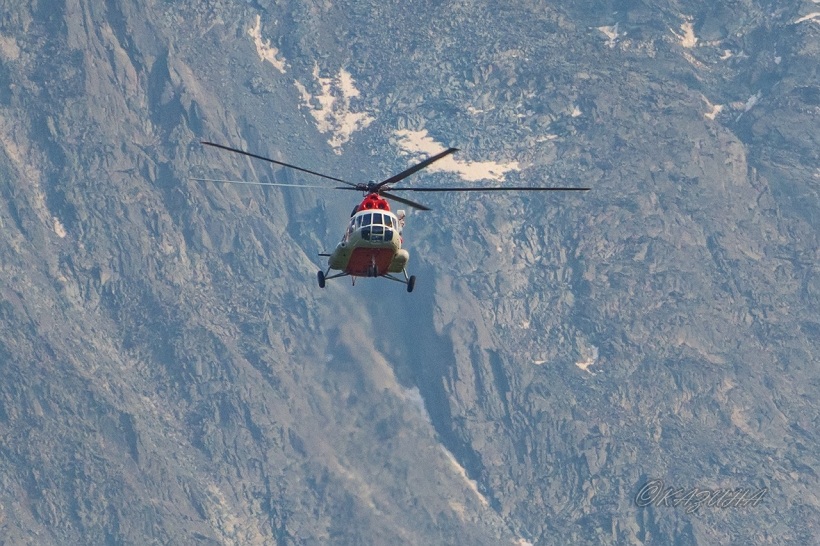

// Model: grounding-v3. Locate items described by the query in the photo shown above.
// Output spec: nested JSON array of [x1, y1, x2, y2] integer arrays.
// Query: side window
[[355, 215, 362, 228]]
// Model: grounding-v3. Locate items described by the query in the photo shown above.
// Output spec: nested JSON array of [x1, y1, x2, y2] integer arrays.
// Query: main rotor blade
[[201, 141, 356, 187], [380, 191, 432, 211], [388, 186, 590, 192], [190, 177, 331, 189], [376, 147, 459, 189]]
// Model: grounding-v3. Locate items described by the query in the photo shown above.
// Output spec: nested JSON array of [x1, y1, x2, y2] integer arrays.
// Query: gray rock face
[[0, 0, 817, 544]]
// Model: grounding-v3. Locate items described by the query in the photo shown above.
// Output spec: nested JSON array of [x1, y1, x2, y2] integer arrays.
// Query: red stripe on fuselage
[[346, 247, 395, 276]]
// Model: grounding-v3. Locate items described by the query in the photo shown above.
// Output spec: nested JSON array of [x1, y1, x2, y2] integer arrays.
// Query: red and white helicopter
[[195, 141, 588, 292]]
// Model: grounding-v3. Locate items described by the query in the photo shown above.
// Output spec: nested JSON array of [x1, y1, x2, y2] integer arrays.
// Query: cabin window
[[372, 213, 382, 226], [362, 213, 371, 226], [355, 215, 362, 228]]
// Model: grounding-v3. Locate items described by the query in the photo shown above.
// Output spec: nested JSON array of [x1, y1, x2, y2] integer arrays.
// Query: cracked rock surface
[[0, 1, 817, 544]]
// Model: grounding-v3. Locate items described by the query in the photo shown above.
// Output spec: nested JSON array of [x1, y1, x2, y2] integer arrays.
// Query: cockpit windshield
[[352, 211, 398, 242], [357, 212, 395, 228]]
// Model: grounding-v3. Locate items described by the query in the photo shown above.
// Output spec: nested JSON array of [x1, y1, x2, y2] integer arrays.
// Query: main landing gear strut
[[384, 269, 416, 293], [316, 268, 416, 292]]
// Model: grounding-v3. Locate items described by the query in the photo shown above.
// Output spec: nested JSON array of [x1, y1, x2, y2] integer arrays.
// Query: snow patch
[[702, 96, 724, 120], [394, 129, 520, 182], [674, 21, 698, 48], [597, 24, 619, 48], [53, 217, 67, 238], [795, 12, 820, 24], [705, 104, 723, 120], [249, 16, 375, 153], [248, 15, 286, 73], [295, 65, 374, 153], [575, 342, 599, 374], [466, 105, 492, 115]]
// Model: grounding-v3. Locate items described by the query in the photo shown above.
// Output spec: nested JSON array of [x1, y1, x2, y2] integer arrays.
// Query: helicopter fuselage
[[327, 194, 409, 278]]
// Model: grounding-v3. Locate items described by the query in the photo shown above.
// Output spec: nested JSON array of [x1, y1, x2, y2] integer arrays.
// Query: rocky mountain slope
[[0, 0, 817, 544]]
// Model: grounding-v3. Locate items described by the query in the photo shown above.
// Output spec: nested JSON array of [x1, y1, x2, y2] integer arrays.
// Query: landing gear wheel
[[407, 275, 416, 293], [317, 270, 326, 288]]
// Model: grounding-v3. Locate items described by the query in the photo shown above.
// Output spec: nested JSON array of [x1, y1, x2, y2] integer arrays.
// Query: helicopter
[[194, 141, 589, 292]]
